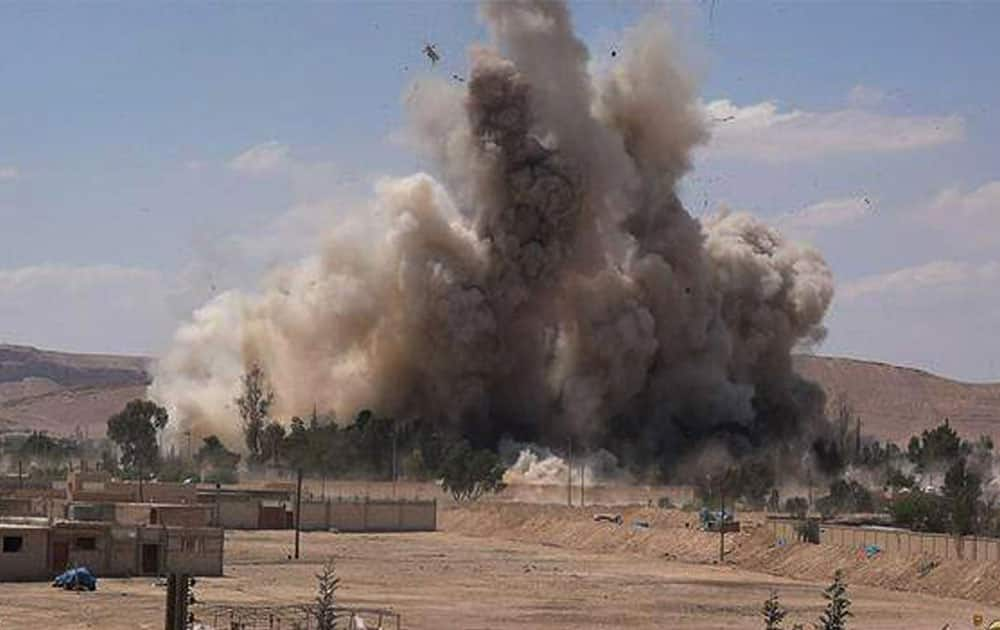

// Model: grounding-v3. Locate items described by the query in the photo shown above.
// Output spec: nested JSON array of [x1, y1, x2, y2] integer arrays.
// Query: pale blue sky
[[1, 1, 998, 381]]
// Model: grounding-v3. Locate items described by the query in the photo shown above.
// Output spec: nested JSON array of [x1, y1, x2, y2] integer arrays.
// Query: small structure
[[0, 517, 223, 582]]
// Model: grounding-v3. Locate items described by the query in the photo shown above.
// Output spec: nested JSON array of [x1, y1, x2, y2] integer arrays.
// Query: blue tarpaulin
[[52, 567, 97, 591]]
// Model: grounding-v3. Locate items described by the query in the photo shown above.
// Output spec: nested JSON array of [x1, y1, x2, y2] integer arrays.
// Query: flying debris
[[712, 115, 736, 123], [611, 49, 618, 58], [152, 0, 835, 482], [423, 43, 440, 65], [451, 73, 465, 83]]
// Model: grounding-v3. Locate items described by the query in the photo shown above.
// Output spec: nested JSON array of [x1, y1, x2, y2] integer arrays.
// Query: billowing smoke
[[151, 1, 835, 479]]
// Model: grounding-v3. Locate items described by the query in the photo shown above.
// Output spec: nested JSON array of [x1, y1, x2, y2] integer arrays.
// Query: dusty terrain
[[2, 508, 999, 629], [445, 503, 1000, 606]]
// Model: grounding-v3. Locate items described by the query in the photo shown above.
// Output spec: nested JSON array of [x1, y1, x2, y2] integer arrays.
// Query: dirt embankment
[[443, 502, 1000, 605]]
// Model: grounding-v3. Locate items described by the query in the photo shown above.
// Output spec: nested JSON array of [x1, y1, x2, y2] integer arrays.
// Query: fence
[[192, 603, 401, 630], [768, 519, 1000, 562]]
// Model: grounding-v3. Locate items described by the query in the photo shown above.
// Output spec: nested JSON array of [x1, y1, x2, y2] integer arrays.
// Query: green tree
[[889, 490, 949, 532], [762, 590, 787, 630], [196, 435, 241, 483], [943, 456, 981, 535], [260, 421, 286, 466], [817, 570, 851, 630], [439, 441, 507, 502], [19, 431, 69, 462], [908, 419, 962, 471], [235, 363, 274, 459], [106, 399, 168, 478]]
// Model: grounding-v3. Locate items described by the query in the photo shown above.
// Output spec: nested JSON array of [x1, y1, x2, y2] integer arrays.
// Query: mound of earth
[[443, 502, 1000, 606]]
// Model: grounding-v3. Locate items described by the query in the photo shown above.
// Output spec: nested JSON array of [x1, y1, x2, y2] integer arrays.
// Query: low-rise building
[[0, 517, 223, 582]]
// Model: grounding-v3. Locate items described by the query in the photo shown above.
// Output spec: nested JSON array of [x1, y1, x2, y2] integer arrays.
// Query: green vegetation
[[314, 558, 340, 630], [234, 362, 274, 460], [761, 590, 787, 630], [817, 570, 852, 630], [106, 399, 168, 478], [761, 571, 852, 629], [439, 440, 507, 502]]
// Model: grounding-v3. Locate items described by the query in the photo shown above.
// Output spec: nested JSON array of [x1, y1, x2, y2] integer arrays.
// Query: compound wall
[[768, 519, 1000, 562], [297, 499, 437, 532]]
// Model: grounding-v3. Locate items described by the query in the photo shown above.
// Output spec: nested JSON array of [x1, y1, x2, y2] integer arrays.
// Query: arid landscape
[[3, 344, 999, 448], [1, 504, 998, 630]]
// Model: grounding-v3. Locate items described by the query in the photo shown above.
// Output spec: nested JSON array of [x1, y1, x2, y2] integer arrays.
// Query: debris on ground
[[593, 513, 623, 525], [631, 520, 650, 530], [863, 544, 882, 559], [52, 567, 97, 591]]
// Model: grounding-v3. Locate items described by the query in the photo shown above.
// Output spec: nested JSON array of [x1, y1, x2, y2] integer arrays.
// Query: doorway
[[141, 544, 160, 575], [52, 541, 69, 572]]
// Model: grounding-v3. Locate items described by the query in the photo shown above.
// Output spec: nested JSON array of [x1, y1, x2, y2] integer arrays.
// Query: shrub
[[314, 558, 340, 630], [817, 570, 851, 630], [762, 590, 788, 630], [889, 490, 949, 533], [439, 441, 507, 502]]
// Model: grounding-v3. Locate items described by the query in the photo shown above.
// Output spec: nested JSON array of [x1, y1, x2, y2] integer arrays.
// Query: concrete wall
[[215, 497, 261, 530], [69, 480, 197, 505], [768, 519, 1000, 562], [113, 503, 212, 528], [0, 526, 49, 581], [0, 497, 34, 517], [296, 499, 437, 532]]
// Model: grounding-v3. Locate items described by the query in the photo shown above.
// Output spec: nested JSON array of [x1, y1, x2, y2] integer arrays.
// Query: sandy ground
[[2, 525, 998, 629]]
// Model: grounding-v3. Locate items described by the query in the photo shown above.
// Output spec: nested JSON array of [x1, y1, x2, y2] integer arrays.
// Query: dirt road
[[1, 528, 996, 629]]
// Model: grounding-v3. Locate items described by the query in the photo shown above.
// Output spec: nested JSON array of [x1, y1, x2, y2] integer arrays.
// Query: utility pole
[[807, 470, 813, 514], [855, 416, 862, 459], [718, 475, 726, 563], [164, 573, 192, 630], [18, 459, 23, 490], [391, 420, 398, 499], [579, 460, 585, 507], [294, 467, 303, 560], [566, 438, 573, 507]]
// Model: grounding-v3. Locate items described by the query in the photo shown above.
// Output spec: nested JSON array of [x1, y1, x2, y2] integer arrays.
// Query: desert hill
[[0, 343, 997, 446], [793, 354, 1000, 445], [0, 344, 149, 437]]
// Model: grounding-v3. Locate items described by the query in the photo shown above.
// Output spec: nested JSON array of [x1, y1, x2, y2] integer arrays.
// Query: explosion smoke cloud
[[151, 0, 835, 478]]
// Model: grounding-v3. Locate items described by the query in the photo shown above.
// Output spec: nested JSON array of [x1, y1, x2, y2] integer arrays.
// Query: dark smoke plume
[[151, 1, 835, 479]]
